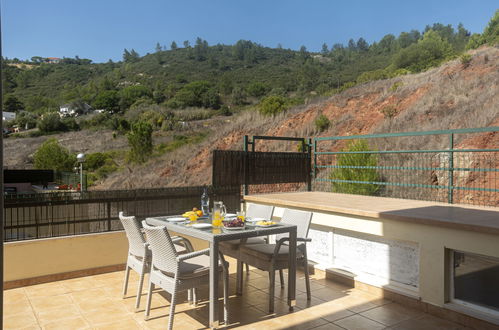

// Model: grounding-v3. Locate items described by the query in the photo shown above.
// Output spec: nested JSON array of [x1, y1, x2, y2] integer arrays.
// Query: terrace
[[4, 257, 471, 330], [2, 127, 499, 329]]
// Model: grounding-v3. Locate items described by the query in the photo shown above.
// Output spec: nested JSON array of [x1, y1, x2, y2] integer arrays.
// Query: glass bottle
[[201, 187, 210, 216]]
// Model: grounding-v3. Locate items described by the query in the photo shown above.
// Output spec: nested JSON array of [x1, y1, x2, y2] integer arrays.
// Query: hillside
[[91, 46, 498, 191]]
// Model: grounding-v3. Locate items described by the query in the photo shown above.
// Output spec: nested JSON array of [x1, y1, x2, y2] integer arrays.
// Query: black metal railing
[[4, 185, 240, 242]]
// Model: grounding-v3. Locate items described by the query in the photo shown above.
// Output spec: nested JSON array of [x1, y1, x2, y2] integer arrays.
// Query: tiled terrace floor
[[4, 261, 470, 330]]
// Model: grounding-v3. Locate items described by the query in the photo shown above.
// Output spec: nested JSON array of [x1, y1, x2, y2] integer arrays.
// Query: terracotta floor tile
[[81, 305, 131, 325], [334, 314, 386, 330], [36, 304, 82, 325], [310, 286, 348, 301], [4, 311, 39, 330], [30, 294, 74, 312], [308, 323, 345, 330], [4, 299, 34, 317], [92, 316, 142, 330], [4, 287, 27, 301], [360, 302, 424, 326], [41, 316, 90, 330], [25, 283, 68, 298], [305, 300, 355, 322], [387, 313, 471, 330]]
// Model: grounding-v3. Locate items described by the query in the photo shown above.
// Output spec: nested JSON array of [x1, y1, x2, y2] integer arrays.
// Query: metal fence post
[[448, 133, 454, 204], [107, 201, 112, 231], [307, 138, 312, 191], [243, 135, 249, 196]]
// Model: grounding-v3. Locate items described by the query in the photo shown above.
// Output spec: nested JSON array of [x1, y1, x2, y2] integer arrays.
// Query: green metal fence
[[313, 127, 499, 207]]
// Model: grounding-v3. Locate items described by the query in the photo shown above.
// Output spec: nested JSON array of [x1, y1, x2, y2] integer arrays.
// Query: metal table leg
[[288, 227, 297, 309], [209, 241, 220, 328]]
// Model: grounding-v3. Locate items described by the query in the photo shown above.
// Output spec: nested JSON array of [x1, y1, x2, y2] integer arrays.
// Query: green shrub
[[258, 95, 289, 116], [314, 114, 330, 132], [246, 81, 270, 97], [127, 121, 153, 163], [33, 138, 76, 171], [389, 81, 403, 92], [380, 105, 397, 118], [37, 112, 65, 133], [330, 140, 381, 195], [460, 53, 472, 68]]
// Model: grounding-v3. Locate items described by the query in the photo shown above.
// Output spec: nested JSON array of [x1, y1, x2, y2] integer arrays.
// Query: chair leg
[[279, 269, 285, 288], [303, 248, 311, 300], [245, 263, 250, 273], [192, 288, 197, 306], [144, 281, 154, 319], [188, 289, 192, 304], [268, 268, 275, 313], [168, 286, 177, 330], [135, 268, 146, 310], [223, 262, 229, 325], [122, 265, 131, 297]]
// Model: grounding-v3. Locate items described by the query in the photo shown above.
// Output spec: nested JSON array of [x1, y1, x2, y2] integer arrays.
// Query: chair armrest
[[177, 248, 210, 262], [273, 237, 311, 256], [171, 236, 194, 251]]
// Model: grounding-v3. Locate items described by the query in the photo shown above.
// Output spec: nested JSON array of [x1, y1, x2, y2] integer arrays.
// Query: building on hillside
[[2, 111, 16, 122], [59, 103, 93, 117], [46, 57, 61, 64]]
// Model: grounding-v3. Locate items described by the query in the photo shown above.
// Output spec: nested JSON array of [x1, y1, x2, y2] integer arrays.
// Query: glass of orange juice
[[237, 211, 245, 222], [212, 211, 223, 227]]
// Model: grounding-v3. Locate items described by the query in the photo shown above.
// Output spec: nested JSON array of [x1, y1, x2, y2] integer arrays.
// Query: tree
[[170, 41, 178, 50], [183, 40, 191, 48], [246, 81, 269, 97], [93, 90, 120, 113], [123, 48, 140, 62], [127, 121, 153, 163], [330, 140, 381, 195], [155, 42, 162, 53], [37, 112, 66, 133], [170, 81, 220, 109], [33, 138, 76, 171], [356, 38, 369, 51], [3, 94, 24, 112], [119, 85, 152, 110], [321, 43, 329, 55], [347, 39, 357, 51], [258, 95, 288, 116]]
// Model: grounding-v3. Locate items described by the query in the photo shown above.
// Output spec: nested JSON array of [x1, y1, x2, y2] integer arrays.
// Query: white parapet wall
[[245, 192, 499, 313]]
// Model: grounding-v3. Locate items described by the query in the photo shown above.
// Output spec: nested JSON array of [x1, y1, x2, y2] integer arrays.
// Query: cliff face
[[82, 46, 499, 193]]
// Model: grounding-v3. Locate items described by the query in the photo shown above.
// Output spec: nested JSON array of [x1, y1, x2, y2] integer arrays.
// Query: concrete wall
[[4, 230, 209, 284], [4, 231, 129, 282]]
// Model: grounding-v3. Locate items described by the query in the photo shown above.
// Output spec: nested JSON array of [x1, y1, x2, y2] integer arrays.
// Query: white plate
[[246, 217, 267, 222], [222, 225, 245, 231], [191, 223, 212, 229], [254, 223, 278, 228], [167, 217, 187, 222], [225, 213, 237, 218]]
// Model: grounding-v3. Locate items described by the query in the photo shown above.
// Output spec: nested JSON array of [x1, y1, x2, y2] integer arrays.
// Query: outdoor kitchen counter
[[244, 191, 499, 235]]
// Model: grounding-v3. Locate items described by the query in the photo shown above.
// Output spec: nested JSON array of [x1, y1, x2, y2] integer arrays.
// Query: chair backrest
[[276, 208, 313, 242], [119, 211, 147, 258], [142, 221, 179, 275], [246, 204, 274, 220]]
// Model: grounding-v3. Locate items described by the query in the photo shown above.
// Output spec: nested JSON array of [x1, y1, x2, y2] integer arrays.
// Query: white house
[[59, 103, 92, 117], [2, 111, 16, 121]]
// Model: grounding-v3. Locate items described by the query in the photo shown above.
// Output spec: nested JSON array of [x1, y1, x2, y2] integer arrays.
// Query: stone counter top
[[244, 192, 499, 235]]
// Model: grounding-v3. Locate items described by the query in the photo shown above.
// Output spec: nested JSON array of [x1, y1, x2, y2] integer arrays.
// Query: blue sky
[[2, 0, 497, 63]]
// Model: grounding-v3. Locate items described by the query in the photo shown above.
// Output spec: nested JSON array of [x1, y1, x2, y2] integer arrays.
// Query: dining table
[[145, 215, 298, 328]]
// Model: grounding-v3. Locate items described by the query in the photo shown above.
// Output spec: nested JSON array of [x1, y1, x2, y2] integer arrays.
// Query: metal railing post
[[107, 202, 112, 231], [307, 138, 312, 191], [448, 133, 454, 204], [243, 135, 249, 196]]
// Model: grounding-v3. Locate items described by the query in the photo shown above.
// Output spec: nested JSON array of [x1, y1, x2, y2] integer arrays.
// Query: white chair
[[219, 204, 274, 291], [119, 212, 193, 310], [238, 208, 313, 312], [142, 221, 229, 330]]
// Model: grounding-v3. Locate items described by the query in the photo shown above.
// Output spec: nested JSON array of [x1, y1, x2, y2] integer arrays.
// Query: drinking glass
[[212, 201, 226, 227]]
